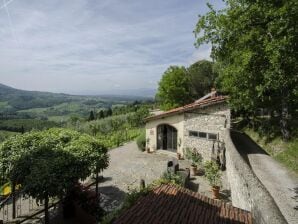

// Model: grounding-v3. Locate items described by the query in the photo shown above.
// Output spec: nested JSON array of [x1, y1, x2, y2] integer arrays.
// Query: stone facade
[[183, 103, 230, 160], [145, 102, 230, 162]]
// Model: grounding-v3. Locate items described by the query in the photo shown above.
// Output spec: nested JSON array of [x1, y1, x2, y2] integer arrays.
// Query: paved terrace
[[93, 142, 231, 212], [1, 142, 231, 223]]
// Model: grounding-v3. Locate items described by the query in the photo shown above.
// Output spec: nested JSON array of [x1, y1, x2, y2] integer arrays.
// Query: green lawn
[[274, 139, 298, 174]]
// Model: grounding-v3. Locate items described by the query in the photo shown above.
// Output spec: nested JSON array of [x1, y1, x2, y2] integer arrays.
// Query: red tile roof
[[113, 184, 252, 224], [145, 95, 228, 122]]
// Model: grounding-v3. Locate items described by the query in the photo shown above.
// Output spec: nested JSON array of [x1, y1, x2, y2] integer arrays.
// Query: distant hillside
[[68, 88, 156, 98], [0, 83, 74, 111], [0, 83, 153, 116]]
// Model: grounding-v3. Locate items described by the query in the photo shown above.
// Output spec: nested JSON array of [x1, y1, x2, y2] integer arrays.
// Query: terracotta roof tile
[[145, 96, 228, 122], [113, 184, 252, 224]]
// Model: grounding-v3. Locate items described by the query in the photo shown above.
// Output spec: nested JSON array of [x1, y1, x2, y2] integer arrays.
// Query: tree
[[88, 110, 95, 121], [188, 60, 218, 98], [0, 128, 109, 223], [97, 110, 105, 119], [107, 107, 113, 117], [11, 149, 80, 223], [195, 0, 298, 140], [156, 66, 193, 110]]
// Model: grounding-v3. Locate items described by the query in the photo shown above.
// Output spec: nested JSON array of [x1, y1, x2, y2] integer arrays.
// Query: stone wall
[[183, 103, 230, 161], [225, 130, 287, 224]]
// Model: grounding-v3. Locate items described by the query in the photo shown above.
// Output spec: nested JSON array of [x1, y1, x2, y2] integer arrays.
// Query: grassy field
[[244, 128, 298, 174]]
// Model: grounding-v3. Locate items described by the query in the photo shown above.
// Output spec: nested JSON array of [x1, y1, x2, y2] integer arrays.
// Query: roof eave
[[144, 98, 227, 122]]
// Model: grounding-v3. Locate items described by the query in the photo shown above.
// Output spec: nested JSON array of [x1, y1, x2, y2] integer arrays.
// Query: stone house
[[144, 91, 230, 161]]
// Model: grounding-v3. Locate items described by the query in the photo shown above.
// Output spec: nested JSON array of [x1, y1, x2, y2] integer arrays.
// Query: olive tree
[[0, 128, 109, 223]]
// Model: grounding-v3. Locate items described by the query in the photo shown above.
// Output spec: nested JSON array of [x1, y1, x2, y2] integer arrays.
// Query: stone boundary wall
[[225, 129, 287, 224]]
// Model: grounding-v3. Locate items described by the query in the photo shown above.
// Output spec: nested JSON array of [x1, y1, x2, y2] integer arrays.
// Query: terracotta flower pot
[[190, 165, 197, 176], [211, 186, 220, 199]]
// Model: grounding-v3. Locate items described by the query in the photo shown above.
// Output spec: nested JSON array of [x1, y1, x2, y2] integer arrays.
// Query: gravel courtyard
[[96, 141, 231, 211]]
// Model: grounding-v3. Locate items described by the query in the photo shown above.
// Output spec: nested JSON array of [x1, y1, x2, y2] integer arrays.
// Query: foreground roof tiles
[[144, 95, 227, 122], [114, 184, 252, 224]]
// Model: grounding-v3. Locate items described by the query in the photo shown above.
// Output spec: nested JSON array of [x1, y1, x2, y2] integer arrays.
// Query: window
[[189, 131, 198, 137], [189, 131, 218, 140], [198, 132, 207, 138], [208, 133, 218, 140]]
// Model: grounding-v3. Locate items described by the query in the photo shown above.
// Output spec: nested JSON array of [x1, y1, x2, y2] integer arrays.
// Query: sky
[[0, 0, 225, 95]]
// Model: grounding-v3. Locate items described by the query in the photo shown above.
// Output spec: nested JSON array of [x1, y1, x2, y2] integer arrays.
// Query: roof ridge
[[145, 95, 228, 122]]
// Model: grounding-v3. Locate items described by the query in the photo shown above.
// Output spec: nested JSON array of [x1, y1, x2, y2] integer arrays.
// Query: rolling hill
[[0, 83, 153, 120]]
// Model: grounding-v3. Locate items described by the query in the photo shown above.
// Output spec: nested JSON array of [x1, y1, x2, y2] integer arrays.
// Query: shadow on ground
[[187, 178, 199, 192], [231, 130, 269, 167], [291, 187, 298, 210]]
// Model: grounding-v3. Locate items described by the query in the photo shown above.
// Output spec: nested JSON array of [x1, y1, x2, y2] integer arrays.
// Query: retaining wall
[[225, 129, 287, 224]]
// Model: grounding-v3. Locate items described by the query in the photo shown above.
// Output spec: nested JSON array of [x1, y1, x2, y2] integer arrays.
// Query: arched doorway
[[157, 124, 177, 152]]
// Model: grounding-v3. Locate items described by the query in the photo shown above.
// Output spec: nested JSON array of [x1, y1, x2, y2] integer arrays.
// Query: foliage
[[188, 60, 218, 97], [154, 172, 184, 187], [11, 148, 82, 199], [275, 140, 298, 174], [156, 66, 193, 110], [88, 111, 95, 121], [0, 128, 109, 200], [185, 148, 203, 167], [0, 130, 18, 143], [0, 119, 59, 133], [136, 130, 146, 151], [76, 104, 149, 149], [244, 127, 298, 174], [96, 128, 142, 149], [204, 161, 221, 187], [195, 0, 298, 140]]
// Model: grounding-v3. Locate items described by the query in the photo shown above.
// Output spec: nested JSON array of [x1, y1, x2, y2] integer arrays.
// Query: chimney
[[211, 88, 217, 98]]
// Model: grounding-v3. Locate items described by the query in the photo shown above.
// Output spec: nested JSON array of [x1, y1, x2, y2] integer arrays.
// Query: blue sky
[[0, 0, 225, 94]]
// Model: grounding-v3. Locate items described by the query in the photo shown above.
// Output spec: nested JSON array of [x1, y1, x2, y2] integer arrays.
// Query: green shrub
[[152, 172, 184, 187], [185, 148, 203, 167], [136, 130, 146, 151], [204, 161, 221, 187]]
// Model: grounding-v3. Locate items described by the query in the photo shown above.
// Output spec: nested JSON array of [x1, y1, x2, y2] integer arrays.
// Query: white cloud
[[188, 46, 212, 64], [0, 0, 224, 94]]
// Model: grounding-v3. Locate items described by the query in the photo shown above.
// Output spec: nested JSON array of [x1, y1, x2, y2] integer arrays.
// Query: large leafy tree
[[195, 0, 298, 140], [188, 60, 218, 97], [156, 66, 193, 110], [0, 128, 109, 223]]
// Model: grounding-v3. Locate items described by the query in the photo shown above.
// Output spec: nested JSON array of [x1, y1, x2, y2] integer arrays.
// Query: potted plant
[[185, 148, 203, 176], [204, 161, 222, 199], [146, 138, 150, 153]]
